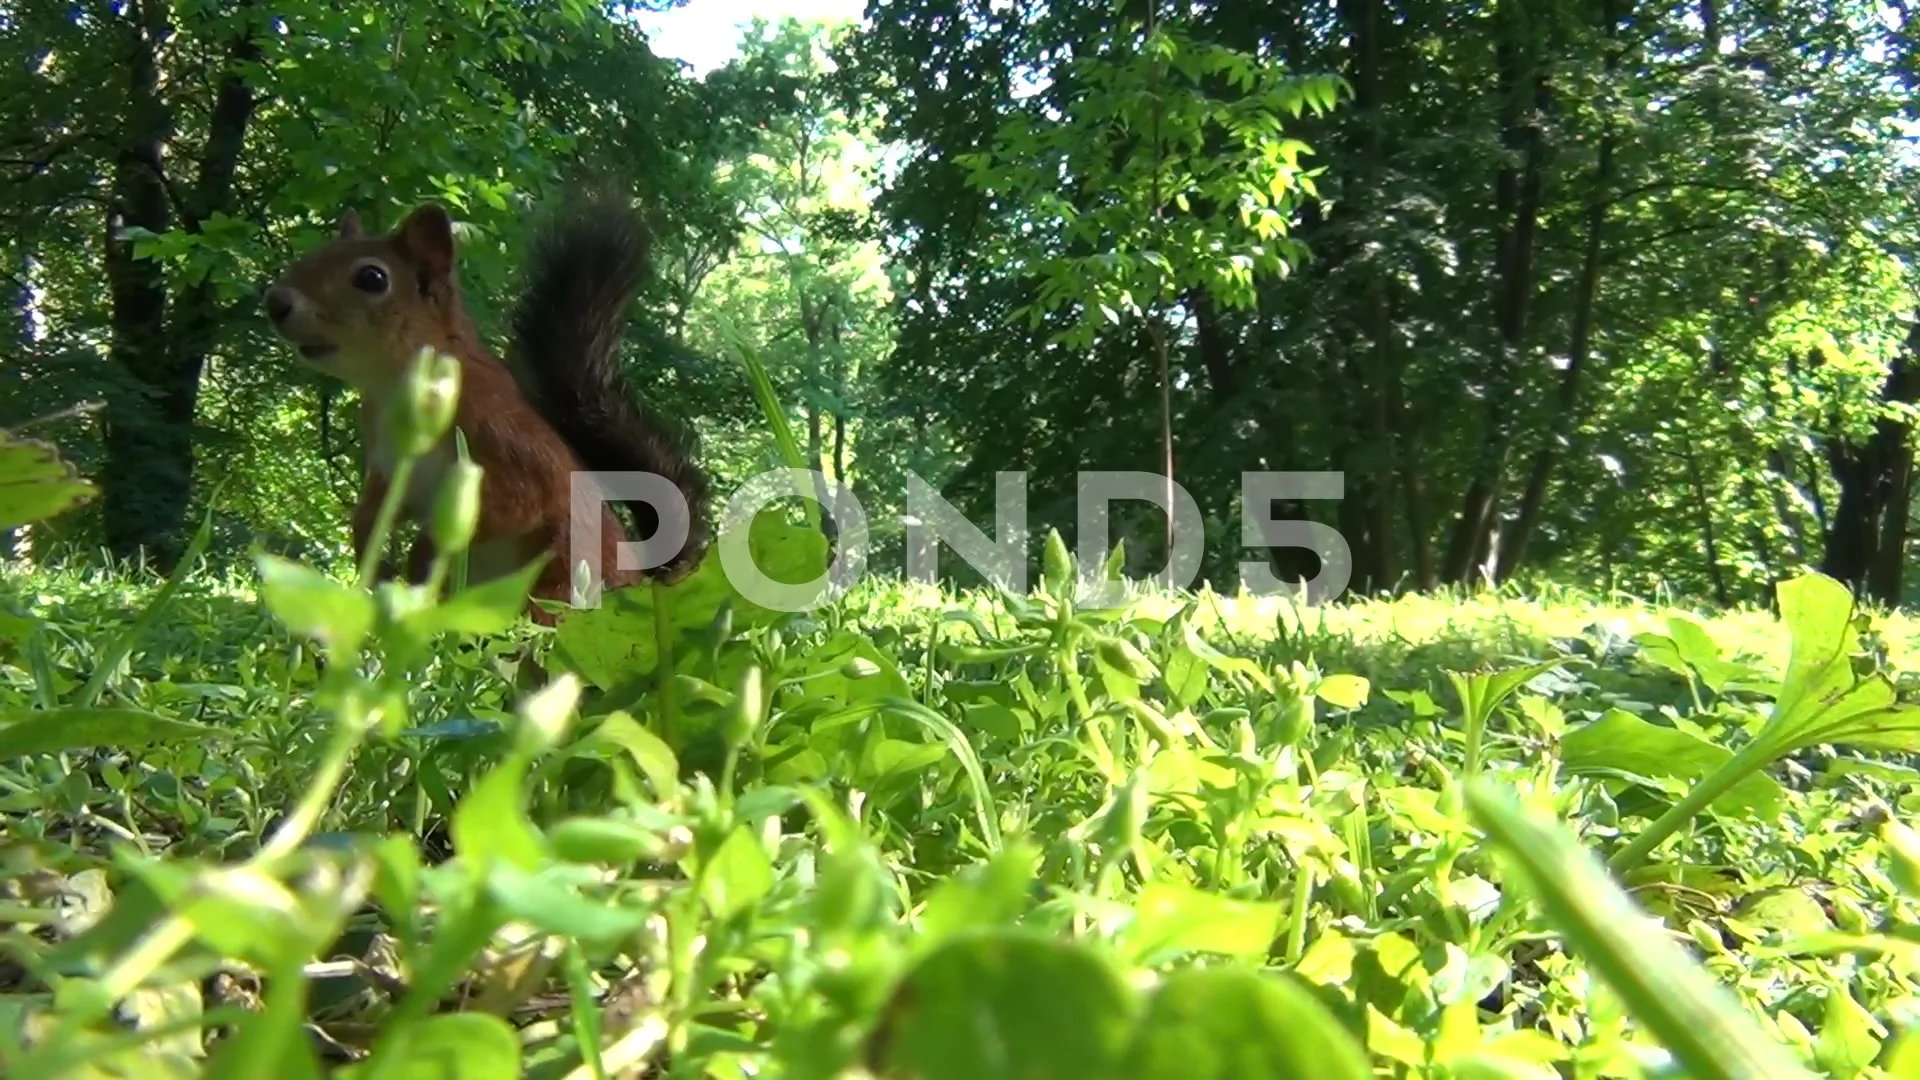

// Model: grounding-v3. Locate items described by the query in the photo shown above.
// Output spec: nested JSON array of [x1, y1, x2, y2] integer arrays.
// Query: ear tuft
[[394, 203, 456, 277], [335, 209, 361, 239]]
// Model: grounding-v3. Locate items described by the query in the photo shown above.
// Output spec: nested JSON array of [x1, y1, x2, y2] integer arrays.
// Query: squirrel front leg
[[404, 533, 437, 584]]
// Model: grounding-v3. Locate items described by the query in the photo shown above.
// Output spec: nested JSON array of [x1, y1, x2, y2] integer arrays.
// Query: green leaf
[[564, 711, 680, 799], [1445, 659, 1565, 733], [358, 1012, 521, 1080], [917, 842, 1041, 946], [1315, 673, 1370, 711], [1121, 967, 1372, 1080], [450, 759, 546, 872], [115, 858, 325, 974], [869, 930, 1139, 1080], [1559, 709, 1786, 820], [254, 554, 374, 654], [1609, 573, 1920, 875], [1812, 983, 1881, 1079], [1177, 614, 1272, 691], [790, 630, 912, 708], [0, 707, 226, 758], [552, 509, 825, 690], [701, 824, 775, 921], [0, 428, 95, 530], [547, 816, 672, 865], [482, 862, 653, 944], [409, 555, 550, 638], [1163, 643, 1211, 708], [1758, 573, 1920, 756], [1122, 881, 1286, 964]]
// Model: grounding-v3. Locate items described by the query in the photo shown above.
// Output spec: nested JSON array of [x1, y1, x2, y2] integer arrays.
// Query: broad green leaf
[[1560, 709, 1785, 820], [789, 630, 912, 707], [408, 554, 551, 638], [701, 824, 775, 921], [1879, 1026, 1920, 1077], [358, 1012, 521, 1080], [1760, 573, 1920, 755], [1612, 573, 1920, 875], [868, 929, 1138, 1080], [1728, 886, 1833, 938], [1445, 659, 1566, 733], [1315, 673, 1370, 711], [1121, 967, 1371, 1080], [564, 711, 679, 799], [917, 842, 1041, 946], [0, 429, 95, 530], [254, 553, 373, 654], [0, 707, 225, 758], [1812, 982, 1881, 1080], [1163, 643, 1211, 708], [1466, 778, 1818, 1080], [450, 759, 546, 871], [1123, 881, 1286, 963], [552, 509, 827, 689]]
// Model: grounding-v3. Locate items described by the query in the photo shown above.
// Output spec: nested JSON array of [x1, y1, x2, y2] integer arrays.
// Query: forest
[[7, 0, 1920, 1077]]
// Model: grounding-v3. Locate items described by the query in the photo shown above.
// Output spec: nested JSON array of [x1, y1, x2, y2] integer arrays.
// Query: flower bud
[[384, 347, 461, 459], [724, 664, 763, 750], [1042, 527, 1073, 596], [430, 458, 484, 552]]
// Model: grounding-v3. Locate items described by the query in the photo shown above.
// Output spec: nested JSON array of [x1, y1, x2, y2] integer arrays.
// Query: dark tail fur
[[508, 189, 711, 579]]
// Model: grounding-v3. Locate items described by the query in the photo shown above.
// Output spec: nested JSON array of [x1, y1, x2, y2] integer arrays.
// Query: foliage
[[841, 0, 1920, 603], [8, 381, 1920, 1075], [11, 0, 1920, 1076]]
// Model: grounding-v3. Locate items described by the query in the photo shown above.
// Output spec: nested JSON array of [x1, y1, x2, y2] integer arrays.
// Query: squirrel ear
[[334, 209, 361, 239], [394, 204, 455, 277]]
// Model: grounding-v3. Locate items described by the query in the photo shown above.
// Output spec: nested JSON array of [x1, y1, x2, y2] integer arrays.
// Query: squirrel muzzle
[[262, 282, 341, 365]]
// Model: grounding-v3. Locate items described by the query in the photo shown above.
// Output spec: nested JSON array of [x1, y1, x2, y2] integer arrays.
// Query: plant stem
[[1607, 736, 1775, 876], [357, 457, 416, 589]]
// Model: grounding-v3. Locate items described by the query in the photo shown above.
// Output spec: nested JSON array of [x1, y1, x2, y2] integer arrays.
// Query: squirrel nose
[[263, 285, 294, 324]]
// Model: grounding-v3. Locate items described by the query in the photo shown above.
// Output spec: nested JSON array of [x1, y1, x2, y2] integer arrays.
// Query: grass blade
[[1464, 777, 1818, 1080]]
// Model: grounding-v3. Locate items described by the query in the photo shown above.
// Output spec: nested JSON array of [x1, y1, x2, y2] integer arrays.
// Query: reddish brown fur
[[263, 204, 656, 625]]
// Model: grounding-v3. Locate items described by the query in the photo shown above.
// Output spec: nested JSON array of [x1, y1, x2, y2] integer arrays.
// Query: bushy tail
[[509, 189, 710, 579]]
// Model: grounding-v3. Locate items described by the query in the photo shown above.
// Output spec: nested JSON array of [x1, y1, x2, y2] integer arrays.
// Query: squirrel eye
[[351, 264, 388, 294]]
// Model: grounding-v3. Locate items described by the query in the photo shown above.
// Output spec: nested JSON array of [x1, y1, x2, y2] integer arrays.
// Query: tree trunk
[[1820, 322, 1920, 604], [100, 3, 184, 569], [99, 4, 260, 572], [1498, 0, 1623, 580], [1394, 380, 1435, 589], [1335, 0, 1397, 595], [1442, 2, 1547, 585], [0, 244, 27, 557], [1684, 443, 1732, 606]]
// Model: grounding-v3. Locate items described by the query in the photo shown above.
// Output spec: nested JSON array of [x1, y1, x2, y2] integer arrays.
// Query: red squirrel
[[261, 190, 711, 624]]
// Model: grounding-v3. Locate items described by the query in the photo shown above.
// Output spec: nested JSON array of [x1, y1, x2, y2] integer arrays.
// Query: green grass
[[6, 526, 1920, 1079], [6, 397, 1920, 1078]]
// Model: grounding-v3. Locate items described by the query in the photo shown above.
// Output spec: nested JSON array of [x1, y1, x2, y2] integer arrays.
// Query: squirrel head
[[263, 203, 464, 390]]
